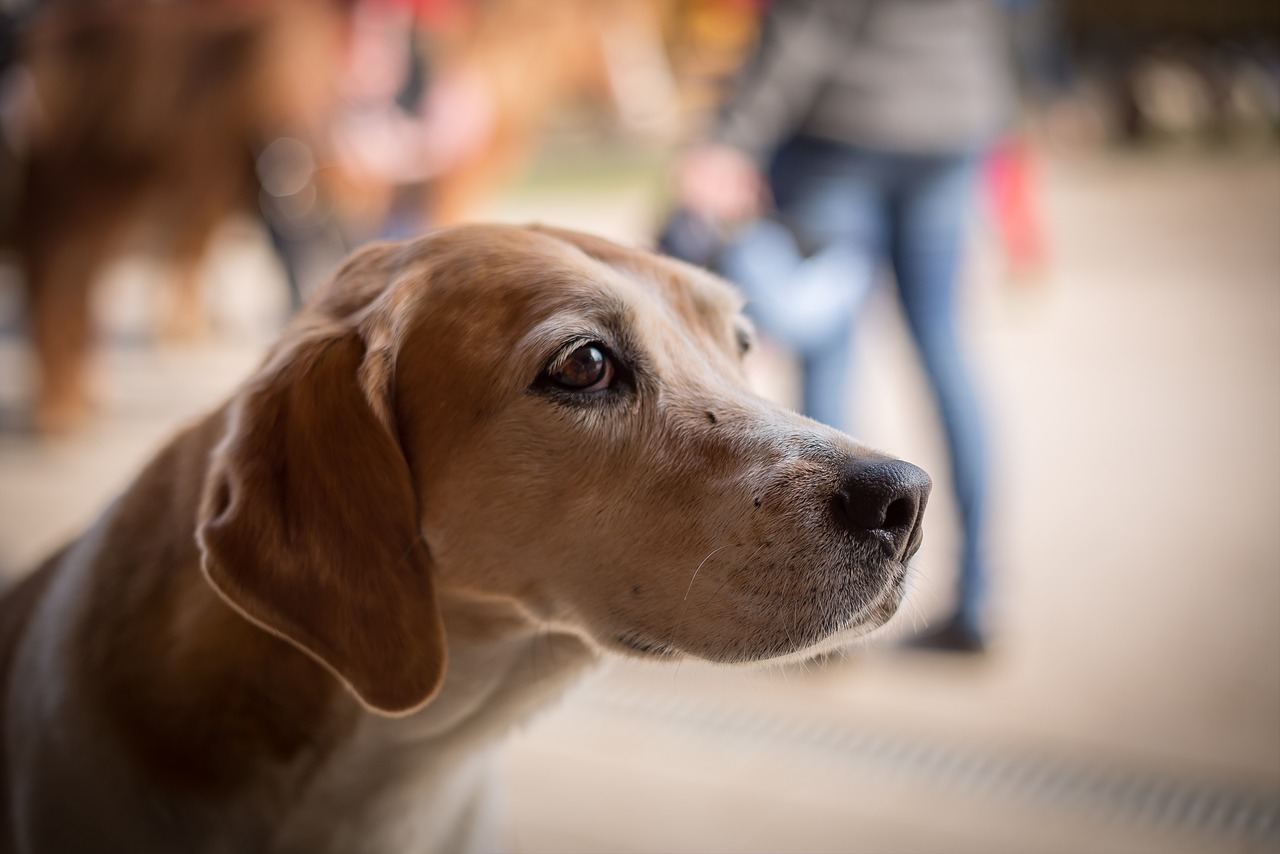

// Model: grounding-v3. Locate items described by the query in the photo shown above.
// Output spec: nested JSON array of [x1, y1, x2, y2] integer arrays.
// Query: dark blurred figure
[[0, 0, 352, 433], [673, 0, 1017, 652], [1064, 0, 1280, 143]]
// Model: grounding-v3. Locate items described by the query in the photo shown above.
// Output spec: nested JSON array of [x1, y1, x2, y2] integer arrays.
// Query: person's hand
[[675, 144, 767, 223]]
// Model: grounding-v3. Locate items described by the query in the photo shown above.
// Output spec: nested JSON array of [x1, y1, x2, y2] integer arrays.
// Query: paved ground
[[1, 145, 1277, 853]]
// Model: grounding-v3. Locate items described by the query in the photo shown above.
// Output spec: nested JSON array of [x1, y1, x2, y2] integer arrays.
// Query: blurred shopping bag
[[657, 206, 873, 358]]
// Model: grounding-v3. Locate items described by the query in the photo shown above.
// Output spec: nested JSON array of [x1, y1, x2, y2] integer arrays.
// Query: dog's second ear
[[197, 330, 445, 716]]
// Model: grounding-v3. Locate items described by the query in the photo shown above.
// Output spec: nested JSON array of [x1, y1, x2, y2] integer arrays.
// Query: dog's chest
[[272, 630, 597, 854], [272, 730, 506, 854]]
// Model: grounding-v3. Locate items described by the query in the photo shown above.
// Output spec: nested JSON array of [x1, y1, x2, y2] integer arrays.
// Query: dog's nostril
[[883, 495, 916, 531], [836, 458, 932, 557]]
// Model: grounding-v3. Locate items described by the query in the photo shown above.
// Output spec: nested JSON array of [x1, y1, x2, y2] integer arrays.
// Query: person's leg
[[744, 138, 887, 431], [889, 154, 990, 646], [721, 225, 873, 429], [798, 319, 855, 430]]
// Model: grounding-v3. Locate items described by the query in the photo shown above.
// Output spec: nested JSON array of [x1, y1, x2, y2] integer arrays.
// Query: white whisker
[[665, 541, 754, 659], [683, 544, 731, 601]]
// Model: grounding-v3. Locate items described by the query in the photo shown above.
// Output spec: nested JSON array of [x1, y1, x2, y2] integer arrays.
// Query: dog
[[6, 0, 349, 433], [0, 224, 930, 853]]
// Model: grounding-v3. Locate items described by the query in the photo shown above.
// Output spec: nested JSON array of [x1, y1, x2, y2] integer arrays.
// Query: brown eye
[[550, 344, 614, 392]]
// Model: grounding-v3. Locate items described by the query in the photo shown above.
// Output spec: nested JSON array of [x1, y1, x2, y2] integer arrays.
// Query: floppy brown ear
[[197, 330, 445, 716]]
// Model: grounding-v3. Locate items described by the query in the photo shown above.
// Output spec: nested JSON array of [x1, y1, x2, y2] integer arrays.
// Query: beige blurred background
[[1, 1, 1278, 852]]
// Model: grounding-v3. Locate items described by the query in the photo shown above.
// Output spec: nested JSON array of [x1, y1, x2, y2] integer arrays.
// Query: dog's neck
[[425, 591, 599, 739]]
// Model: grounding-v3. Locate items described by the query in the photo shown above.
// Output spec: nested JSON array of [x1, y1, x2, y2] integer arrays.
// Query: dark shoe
[[903, 616, 986, 654]]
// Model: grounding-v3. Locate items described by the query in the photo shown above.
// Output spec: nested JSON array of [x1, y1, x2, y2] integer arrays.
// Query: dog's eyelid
[[549, 319, 641, 369], [549, 343, 614, 393], [529, 331, 645, 401], [537, 340, 611, 393], [549, 335, 609, 372]]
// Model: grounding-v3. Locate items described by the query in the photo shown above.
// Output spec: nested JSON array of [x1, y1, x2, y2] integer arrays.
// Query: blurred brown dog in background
[[4, 0, 348, 433]]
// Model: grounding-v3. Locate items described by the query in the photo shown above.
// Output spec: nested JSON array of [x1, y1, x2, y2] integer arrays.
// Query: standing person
[[675, 0, 1015, 652]]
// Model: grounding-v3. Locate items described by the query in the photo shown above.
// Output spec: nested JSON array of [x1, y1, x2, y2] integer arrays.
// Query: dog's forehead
[[399, 224, 744, 352], [529, 232, 742, 333]]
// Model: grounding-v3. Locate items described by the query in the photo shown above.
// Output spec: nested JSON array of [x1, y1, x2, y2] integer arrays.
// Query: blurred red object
[[984, 134, 1048, 283]]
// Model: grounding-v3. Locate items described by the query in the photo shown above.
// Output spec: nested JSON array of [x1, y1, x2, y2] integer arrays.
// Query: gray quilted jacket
[[714, 0, 1016, 160]]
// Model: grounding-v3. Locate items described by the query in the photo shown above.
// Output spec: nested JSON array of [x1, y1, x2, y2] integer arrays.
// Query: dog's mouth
[[770, 561, 912, 656], [845, 564, 911, 635], [612, 557, 912, 664]]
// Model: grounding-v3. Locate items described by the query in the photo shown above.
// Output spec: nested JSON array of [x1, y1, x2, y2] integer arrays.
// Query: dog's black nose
[[836, 457, 932, 559]]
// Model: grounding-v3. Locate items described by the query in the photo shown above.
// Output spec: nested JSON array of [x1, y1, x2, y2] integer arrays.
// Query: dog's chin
[[610, 569, 910, 665], [741, 573, 910, 666]]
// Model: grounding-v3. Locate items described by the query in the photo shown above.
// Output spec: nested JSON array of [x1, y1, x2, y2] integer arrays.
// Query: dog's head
[[196, 225, 929, 716]]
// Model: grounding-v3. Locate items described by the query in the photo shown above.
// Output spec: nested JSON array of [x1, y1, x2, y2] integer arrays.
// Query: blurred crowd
[[0, 7, 1274, 850], [0, 0, 1275, 655], [0, 0, 1275, 426]]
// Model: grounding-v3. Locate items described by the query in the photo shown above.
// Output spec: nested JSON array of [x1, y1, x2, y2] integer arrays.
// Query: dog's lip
[[615, 631, 679, 658], [613, 557, 911, 663]]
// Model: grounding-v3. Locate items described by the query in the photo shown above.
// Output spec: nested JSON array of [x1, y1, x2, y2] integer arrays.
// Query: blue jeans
[[721, 136, 989, 630]]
